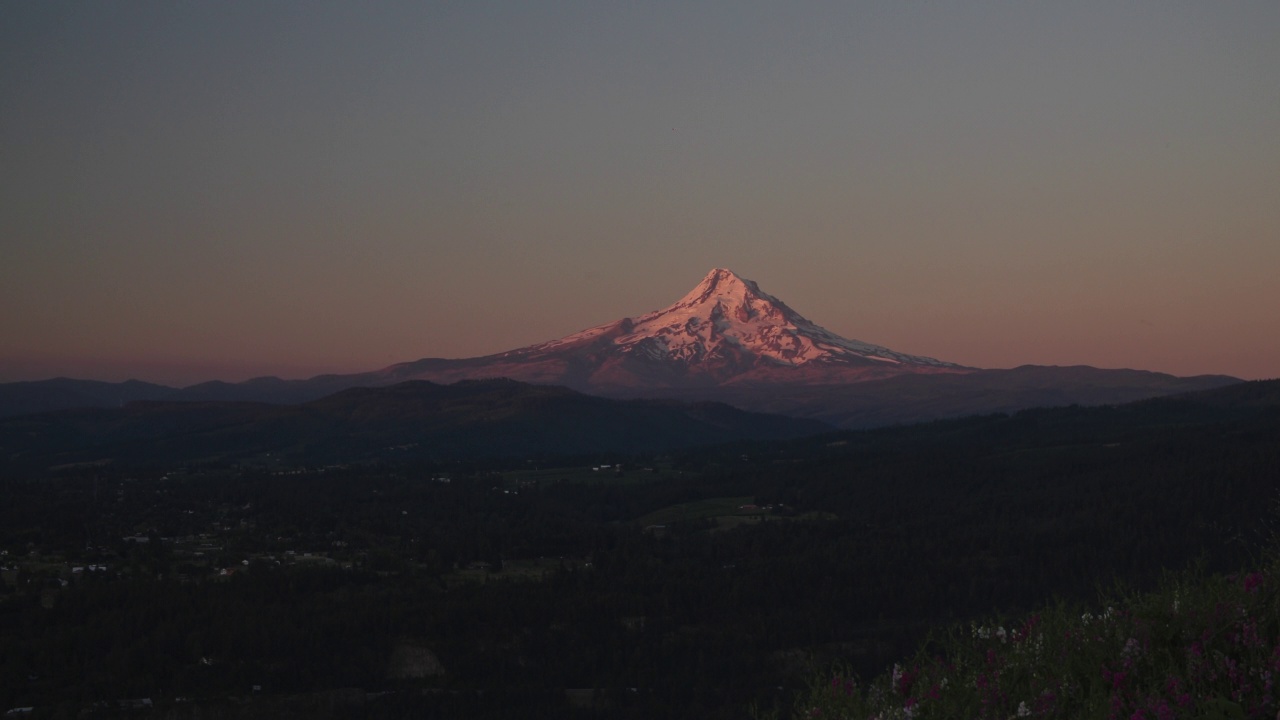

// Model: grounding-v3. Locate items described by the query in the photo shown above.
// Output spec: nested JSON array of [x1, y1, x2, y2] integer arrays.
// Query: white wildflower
[[996, 626, 1007, 643], [1016, 700, 1031, 717]]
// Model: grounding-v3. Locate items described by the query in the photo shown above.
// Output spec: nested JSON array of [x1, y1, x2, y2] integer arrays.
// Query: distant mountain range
[[0, 379, 830, 471], [657, 364, 1245, 428], [0, 269, 1242, 426]]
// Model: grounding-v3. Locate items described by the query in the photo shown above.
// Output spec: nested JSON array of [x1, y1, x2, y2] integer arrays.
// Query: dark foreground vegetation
[[791, 549, 1280, 719], [1, 381, 1277, 718]]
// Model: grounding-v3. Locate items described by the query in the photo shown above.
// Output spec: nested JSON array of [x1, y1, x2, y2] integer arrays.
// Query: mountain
[[0, 269, 1246, 425], [0, 378, 177, 417], [376, 268, 966, 392], [0, 379, 830, 471]]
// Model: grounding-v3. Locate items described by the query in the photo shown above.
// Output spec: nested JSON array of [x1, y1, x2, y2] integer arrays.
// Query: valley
[[3, 382, 1277, 718]]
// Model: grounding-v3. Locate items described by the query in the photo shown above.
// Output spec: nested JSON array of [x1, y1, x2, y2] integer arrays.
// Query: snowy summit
[[530, 269, 956, 374], [380, 268, 964, 391], [610, 268, 953, 369]]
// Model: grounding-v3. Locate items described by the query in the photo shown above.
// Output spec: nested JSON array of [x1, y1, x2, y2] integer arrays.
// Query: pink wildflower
[[1243, 572, 1263, 593], [895, 666, 918, 696]]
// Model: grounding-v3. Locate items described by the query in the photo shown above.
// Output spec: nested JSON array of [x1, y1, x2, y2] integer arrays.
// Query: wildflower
[[1082, 612, 1094, 626], [1016, 700, 1031, 717], [1123, 638, 1141, 657], [1019, 614, 1039, 637], [1035, 689, 1058, 715], [829, 675, 856, 696], [996, 626, 1008, 643], [895, 665, 918, 697], [1243, 572, 1263, 593], [1102, 667, 1127, 689], [1239, 620, 1262, 649]]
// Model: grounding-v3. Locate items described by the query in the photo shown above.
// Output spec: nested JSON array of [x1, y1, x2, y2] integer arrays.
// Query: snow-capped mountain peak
[[380, 268, 964, 392], [668, 267, 780, 312], [528, 268, 958, 376]]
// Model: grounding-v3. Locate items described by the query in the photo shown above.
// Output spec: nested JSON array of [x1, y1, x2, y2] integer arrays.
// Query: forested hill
[[674, 379, 1280, 618], [0, 378, 828, 472]]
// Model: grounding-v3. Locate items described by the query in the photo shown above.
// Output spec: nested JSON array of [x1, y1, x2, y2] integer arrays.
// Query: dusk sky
[[3, 2, 1277, 386]]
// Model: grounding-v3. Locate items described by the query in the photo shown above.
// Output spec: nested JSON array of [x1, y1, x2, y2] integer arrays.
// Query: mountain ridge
[[0, 269, 1246, 425], [0, 378, 831, 471]]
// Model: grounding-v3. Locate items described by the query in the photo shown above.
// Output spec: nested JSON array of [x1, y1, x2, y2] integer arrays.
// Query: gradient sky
[[2, 2, 1277, 386]]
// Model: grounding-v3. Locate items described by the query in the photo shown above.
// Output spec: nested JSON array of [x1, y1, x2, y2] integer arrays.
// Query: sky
[[2, 2, 1277, 386]]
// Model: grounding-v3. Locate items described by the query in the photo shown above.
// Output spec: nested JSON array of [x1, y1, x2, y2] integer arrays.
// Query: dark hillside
[[0, 381, 1275, 718], [0, 379, 829, 471]]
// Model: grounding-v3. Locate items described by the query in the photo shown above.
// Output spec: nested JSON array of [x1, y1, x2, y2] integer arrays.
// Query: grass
[[781, 549, 1280, 720]]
